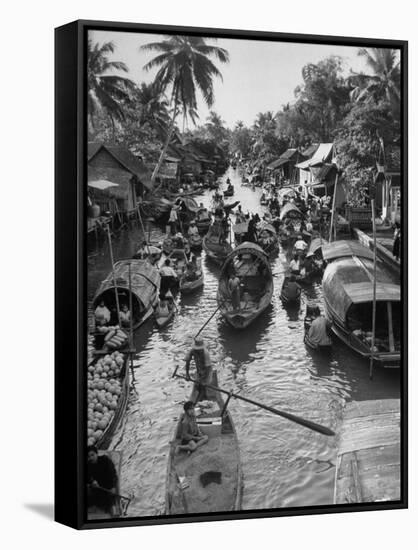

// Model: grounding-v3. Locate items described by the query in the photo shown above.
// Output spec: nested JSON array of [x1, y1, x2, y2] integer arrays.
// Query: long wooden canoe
[[165, 372, 243, 515], [93, 260, 160, 331], [217, 242, 274, 329], [202, 221, 233, 265]]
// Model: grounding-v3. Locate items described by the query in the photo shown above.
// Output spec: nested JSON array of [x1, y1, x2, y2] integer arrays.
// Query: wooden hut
[[88, 143, 152, 220]]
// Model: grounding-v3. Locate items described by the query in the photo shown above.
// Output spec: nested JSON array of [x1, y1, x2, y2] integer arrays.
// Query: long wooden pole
[[128, 263, 135, 382], [369, 199, 377, 380], [136, 205, 151, 255], [173, 369, 334, 436], [106, 225, 121, 326], [329, 172, 339, 243]]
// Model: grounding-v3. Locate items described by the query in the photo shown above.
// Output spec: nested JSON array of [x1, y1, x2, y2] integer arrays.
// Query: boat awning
[[306, 237, 323, 257], [343, 282, 400, 304], [322, 240, 374, 262], [259, 222, 277, 235], [88, 179, 119, 191], [280, 202, 303, 220]]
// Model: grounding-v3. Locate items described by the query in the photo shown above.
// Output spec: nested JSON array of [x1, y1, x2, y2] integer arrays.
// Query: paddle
[[172, 367, 335, 437]]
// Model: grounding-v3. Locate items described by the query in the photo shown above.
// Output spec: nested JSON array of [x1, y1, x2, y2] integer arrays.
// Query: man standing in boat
[[184, 337, 213, 399]]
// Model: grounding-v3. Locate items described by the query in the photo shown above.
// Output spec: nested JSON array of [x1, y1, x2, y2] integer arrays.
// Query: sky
[[90, 30, 395, 129]]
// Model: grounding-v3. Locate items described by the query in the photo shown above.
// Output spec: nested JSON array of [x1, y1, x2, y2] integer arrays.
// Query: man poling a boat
[[184, 337, 213, 399]]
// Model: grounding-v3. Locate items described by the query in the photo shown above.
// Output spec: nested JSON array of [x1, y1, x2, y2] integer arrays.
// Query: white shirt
[[160, 265, 177, 278], [295, 239, 308, 251]]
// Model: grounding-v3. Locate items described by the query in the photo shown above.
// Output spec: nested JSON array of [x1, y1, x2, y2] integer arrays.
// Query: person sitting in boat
[[87, 445, 118, 514], [219, 216, 230, 244], [184, 337, 213, 398], [119, 304, 131, 328], [188, 220, 199, 236], [160, 259, 178, 294], [306, 307, 332, 349], [94, 300, 111, 327], [294, 236, 308, 257], [176, 401, 209, 455], [184, 259, 199, 282], [228, 272, 241, 311], [168, 205, 179, 235], [282, 274, 301, 302]]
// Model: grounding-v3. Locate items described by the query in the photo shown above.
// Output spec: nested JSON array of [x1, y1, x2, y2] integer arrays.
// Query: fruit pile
[[87, 351, 125, 446], [96, 326, 129, 350]]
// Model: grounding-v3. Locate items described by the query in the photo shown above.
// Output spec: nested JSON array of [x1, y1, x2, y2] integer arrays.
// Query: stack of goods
[[96, 325, 128, 350], [87, 351, 125, 446]]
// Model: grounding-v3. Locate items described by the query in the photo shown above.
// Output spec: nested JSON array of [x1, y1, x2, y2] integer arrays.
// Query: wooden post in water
[[128, 263, 135, 382], [369, 199, 377, 380], [329, 172, 339, 243], [106, 225, 121, 327]]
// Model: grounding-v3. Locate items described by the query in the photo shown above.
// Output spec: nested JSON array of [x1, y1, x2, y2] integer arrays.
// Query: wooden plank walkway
[[334, 399, 400, 504]]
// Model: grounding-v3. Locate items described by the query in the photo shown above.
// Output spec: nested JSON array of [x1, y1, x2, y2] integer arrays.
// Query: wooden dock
[[334, 399, 400, 504]]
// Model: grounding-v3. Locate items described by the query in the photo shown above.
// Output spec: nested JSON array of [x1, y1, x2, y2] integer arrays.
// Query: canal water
[[87, 167, 400, 517]]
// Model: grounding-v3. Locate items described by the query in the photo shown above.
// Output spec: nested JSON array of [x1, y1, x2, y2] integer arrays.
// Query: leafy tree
[[348, 48, 400, 115], [140, 35, 229, 186], [230, 121, 252, 159], [87, 39, 135, 132]]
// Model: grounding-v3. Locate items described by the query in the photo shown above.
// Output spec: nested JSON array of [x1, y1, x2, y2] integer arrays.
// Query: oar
[[90, 483, 132, 503], [172, 368, 335, 437]]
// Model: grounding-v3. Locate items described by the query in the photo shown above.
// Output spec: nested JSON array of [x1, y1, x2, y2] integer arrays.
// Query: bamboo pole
[[136, 205, 151, 256], [106, 225, 121, 327], [369, 199, 377, 380], [329, 172, 339, 243], [128, 263, 135, 382]]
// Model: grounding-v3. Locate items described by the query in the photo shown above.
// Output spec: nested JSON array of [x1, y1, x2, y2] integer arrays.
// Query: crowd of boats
[[86, 167, 400, 519]]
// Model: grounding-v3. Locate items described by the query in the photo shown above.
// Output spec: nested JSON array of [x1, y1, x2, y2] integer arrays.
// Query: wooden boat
[[257, 223, 279, 256], [93, 260, 160, 331], [280, 276, 301, 306], [188, 232, 203, 250], [279, 202, 304, 222], [179, 260, 204, 293], [322, 239, 374, 264], [87, 450, 126, 519], [322, 252, 400, 367], [202, 221, 233, 264], [89, 352, 130, 450], [217, 242, 274, 329], [195, 209, 212, 234], [154, 294, 176, 329], [165, 372, 243, 515]]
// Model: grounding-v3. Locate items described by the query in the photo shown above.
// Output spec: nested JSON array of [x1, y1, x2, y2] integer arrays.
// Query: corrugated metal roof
[[296, 143, 334, 170]]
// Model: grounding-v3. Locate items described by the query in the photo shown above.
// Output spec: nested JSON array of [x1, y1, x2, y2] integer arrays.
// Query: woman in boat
[[188, 220, 199, 237], [119, 304, 131, 328], [155, 296, 170, 319], [306, 307, 332, 350], [228, 272, 241, 311], [281, 273, 301, 303], [94, 300, 111, 327]]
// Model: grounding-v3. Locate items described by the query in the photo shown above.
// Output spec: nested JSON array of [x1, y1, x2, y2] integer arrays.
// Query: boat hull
[[165, 372, 242, 515]]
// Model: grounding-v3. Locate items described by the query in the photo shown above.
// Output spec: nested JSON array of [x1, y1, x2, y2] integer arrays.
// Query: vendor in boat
[[187, 220, 199, 237], [119, 304, 131, 328], [294, 236, 308, 257], [175, 400, 209, 455], [87, 445, 118, 514], [160, 259, 178, 294], [94, 300, 111, 327], [185, 337, 213, 399], [282, 274, 301, 301], [228, 272, 241, 311], [174, 232, 185, 249], [184, 259, 199, 282], [306, 307, 332, 349]]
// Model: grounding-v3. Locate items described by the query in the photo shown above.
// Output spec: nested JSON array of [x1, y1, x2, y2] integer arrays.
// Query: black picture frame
[[55, 19, 408, 530]]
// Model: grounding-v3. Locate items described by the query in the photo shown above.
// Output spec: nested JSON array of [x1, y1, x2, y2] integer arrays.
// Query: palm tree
[[87, 39, 135, 132], [140, 35, 229, 185], [349, 48, 400, 110], [136, 82, 170, 138]]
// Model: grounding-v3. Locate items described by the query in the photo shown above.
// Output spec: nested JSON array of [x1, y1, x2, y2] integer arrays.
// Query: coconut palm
[[87, 39, 135, 131], [349, 48, 400, 109], [140, 35, 229, 185], [136, 81, 170, 137]]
